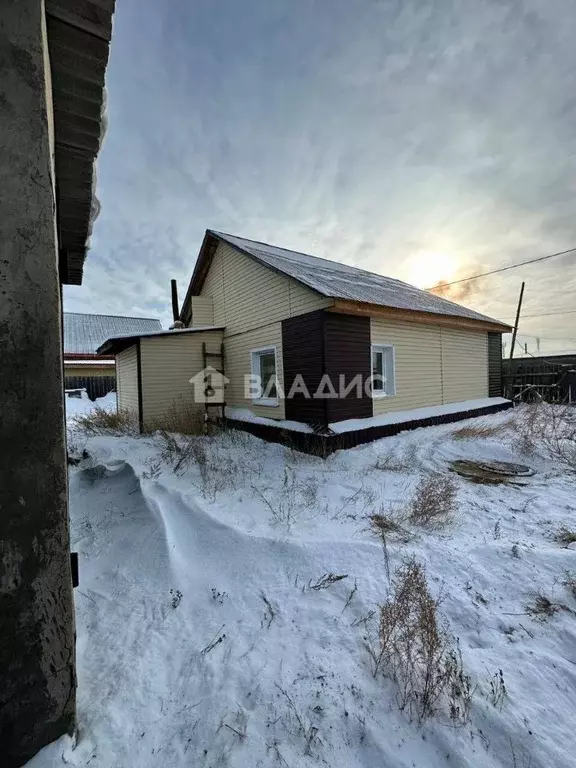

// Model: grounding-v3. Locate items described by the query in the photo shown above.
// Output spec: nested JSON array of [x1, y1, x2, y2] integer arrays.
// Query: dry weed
[[73, 406, 138, 436], [513, 404, 576, 470], [408, 473, 458, 527], [525, 593, 562, 621], [554, 527, 576, 546], [145, 403, 205, 436], [367, 556, 473, 724], [451, 421, 508, 440]]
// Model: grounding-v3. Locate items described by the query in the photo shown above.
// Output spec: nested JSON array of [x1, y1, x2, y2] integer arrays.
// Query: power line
[[426, 245, 576, 290], [513, 309, 576, 320]]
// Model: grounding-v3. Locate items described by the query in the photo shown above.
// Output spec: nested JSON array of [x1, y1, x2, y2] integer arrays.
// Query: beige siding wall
[[371, 319, 443, 415], [371, 319, 488, 416], [195, 241, 332, 420], [199, 241, 332, 336], [224, 323, 286, 420], [139, 330, 224, 429], [441, 328, 488, 403], [64, 365, 115, 378], [191, 296, 214, 327], [116, 346, 139, 414]]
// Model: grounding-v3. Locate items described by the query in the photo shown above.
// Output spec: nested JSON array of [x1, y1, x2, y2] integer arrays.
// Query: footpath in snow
[[28, 399, 576, 768]]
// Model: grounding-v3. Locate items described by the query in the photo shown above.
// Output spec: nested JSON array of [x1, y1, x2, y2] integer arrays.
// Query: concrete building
[[0, 2, 114, 765]]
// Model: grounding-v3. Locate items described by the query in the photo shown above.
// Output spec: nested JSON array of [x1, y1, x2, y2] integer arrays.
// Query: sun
[[404, 251, 460, 290]]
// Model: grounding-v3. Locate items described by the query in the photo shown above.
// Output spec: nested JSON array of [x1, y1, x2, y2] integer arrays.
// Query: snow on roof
[[64, 358, 115, 366], [97, 325, 225, 355], [211, 231, 509, 327], [64, 313, 162, 355]]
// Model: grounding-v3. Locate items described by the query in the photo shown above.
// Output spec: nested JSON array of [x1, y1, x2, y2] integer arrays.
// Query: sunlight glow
[[405, 251, 460, 289]]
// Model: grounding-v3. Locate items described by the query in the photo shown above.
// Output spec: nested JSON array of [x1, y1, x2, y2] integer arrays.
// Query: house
[[99, 230, 512, 449], [64, 313, 162, 400], [1, 1, 114, 764]]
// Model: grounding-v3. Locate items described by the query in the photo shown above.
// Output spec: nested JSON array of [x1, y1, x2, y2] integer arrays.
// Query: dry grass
[[367, 556, 474, 724], [369, 509, 411, 543], [513, 404, 576, 470], [375, 444, 418, 472], [554, 527, 576, 546], [73, 406, 138, 436], [451, 421, 508, 441], [525, 593, 562, 621], [408, 473, 458, 527], [145, 403, 205, 436], [561, 571, 576, 600]]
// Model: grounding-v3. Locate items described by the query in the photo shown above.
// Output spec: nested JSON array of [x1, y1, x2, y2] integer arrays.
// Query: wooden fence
[[64, 376, 116, 401], [502, 354, 576, 403]]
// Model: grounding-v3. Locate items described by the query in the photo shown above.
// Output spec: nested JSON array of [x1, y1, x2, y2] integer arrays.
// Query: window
[[371, 344, 395, 397], [250, 346, 278, 406]]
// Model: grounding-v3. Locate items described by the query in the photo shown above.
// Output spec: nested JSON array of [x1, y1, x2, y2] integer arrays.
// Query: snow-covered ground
[[64, 390, 117, 419], [29, 402, 576, 768]]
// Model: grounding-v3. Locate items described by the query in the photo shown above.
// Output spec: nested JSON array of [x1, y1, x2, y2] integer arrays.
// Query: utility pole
[[509, 281, 525, 361]]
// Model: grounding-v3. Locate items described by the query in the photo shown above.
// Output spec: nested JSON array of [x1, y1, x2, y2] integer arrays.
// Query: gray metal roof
[[64, 313, 162, 354], [209, 231, 510, 328]]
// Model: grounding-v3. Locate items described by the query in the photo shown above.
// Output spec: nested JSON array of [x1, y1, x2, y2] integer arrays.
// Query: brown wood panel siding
[[324, 313, 372, 423], [282, 311, 326, 425], [488, 332, 503, 397]]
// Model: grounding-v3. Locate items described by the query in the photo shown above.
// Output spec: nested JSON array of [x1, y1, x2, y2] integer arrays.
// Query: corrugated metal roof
[[209, 231, 508, 327], [64, 313, 162, 354]]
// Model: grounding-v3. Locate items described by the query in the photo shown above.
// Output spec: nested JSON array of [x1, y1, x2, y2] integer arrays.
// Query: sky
[[64, 0, 576, 354]]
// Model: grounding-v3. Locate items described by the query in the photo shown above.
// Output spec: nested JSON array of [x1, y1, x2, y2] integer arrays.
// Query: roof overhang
[[46, 0, 115, 285], [98, 326, 226, 355], [328, 300, 513, 333], [180, 231, 220, 325]]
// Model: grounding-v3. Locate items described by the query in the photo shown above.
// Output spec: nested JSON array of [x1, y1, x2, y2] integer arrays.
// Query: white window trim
[[371, 343, 396, 398], [250, 345, 279, 407]]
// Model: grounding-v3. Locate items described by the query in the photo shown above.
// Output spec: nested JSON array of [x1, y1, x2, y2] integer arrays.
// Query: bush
[[408, 473, 458, 527], [514, 404, 576, 470], [367, 556, 473, 724], [73, 406, 138, 436]]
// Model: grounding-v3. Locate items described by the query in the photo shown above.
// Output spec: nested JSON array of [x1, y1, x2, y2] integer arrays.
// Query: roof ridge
[[64, 312, 161, 322]]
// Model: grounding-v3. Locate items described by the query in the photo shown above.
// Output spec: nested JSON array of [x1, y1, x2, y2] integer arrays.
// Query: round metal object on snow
[[450, 459, 535, 484]]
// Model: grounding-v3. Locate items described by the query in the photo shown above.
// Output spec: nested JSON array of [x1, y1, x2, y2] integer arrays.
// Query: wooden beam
[[328, 299, 513, 334], [46, 0, 115, 42]]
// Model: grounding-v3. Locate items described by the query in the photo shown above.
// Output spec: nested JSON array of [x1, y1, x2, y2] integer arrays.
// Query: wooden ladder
[[202, 342, 226, 432]]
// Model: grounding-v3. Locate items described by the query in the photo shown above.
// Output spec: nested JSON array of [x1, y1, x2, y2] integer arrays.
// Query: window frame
[[250, 345, 279, 407], [371, 343, 396, 398]]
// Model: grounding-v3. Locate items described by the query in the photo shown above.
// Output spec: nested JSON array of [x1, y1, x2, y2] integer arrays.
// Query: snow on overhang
[[46, 0, 115, 285]]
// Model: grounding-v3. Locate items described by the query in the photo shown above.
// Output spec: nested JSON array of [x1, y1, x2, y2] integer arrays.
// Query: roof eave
[[46, 1, 116, 286], [329, 299, 513, 333]]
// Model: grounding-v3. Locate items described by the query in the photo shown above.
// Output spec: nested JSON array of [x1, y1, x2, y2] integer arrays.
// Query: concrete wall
[[0, 1, 76, 765]]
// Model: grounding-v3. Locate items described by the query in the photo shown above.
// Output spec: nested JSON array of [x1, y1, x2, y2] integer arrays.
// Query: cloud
[[64, 0, 576, 349]]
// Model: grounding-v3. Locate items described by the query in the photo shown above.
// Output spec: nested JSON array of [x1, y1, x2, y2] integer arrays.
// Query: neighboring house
[[1, 1, 115, 764], [99, 230, 512, 448], [64, 313, 162, 400]]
